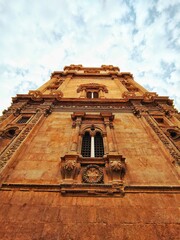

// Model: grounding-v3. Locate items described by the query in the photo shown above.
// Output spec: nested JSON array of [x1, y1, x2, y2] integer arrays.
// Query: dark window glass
[[87, 92, 91, 98], [94, 132, 104, 157], [93, 92, 98, 98], [81, 132, 91, 157], [17, 117, 30, 124]]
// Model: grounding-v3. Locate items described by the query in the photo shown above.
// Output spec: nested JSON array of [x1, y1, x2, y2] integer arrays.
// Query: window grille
[[93, 92, 98, 98], [94, 132, 104, 157], [87, 92, 92, 98], [81, 132, 91, 157], [17, 117, 30, 124], [86, 91, 99, 99], [81, 131, 104, 157]]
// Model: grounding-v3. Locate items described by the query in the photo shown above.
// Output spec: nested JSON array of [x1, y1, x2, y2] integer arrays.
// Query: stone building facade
[[0, 65, 179, 239]]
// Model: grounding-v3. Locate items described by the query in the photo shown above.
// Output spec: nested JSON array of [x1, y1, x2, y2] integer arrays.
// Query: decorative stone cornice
[[143, 92, 158, 102]]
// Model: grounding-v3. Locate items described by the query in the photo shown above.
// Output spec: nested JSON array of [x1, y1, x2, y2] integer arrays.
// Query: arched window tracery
[[81, 130, 104, 158]]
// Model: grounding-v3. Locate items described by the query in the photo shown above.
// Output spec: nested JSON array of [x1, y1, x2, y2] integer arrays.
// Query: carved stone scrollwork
[[82, 165, 103, 184], [64, 160, 76, 171], [61, 155, 80, 183], [0, 111, 11, 124], [133, 109, 141, 118], [157, 102, 178, 118], [143, 92, 158, 102], [106, 155, 126, 183], [29, 91, 43, 101], [51, 90, 63, 101], [13, 108, 21, 116], [122, 91, 136, 99], [131, 101, 148, 118], [44, 107, 52, 117]]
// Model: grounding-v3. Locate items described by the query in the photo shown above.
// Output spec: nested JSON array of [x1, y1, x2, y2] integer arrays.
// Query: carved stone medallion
[[82, 165, 103, 184]]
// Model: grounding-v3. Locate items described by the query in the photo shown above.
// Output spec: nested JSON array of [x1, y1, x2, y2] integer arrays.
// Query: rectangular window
[[153, 117, 169, 126], [17, 116, 30, 124]]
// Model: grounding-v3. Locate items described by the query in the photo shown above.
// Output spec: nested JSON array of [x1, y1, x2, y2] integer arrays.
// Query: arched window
[[81, 131, 104, 157], [94, 132, 104, 157], [87, 92, 92, 99], [86, 91, 99, 99], [81, 132, 91, 157], [93, 92, 98, 98]]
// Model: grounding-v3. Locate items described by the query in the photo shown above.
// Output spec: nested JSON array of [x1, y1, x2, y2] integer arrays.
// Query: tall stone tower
[[0, 65, 179, 239]]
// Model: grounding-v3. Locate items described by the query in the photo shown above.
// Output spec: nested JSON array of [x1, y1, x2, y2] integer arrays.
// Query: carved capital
[[61, 155, 80, 183], [106, 155, 126, 183], [63, 160, 76, 171]]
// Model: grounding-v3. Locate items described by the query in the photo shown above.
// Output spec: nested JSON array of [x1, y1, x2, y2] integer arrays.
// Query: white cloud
[[0, 0, 179, 114]]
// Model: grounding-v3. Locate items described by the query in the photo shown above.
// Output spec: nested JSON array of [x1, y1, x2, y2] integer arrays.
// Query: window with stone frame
[[77, 83, 108, 98], [86, 91, 99, 99], [81, 130, 104, 157], [17, 116, 30, 124]]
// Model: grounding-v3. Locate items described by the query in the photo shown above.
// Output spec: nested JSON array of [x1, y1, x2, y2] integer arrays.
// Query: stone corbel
[[29, 91, 43, 101], [13, 107, 21, 116], [122, 91, 136, 99], [143, 92, 158, 102], [131, 101, 148, 118], [106, 155, 126, 183], [51, 90, 63, 101], [61, 155, 80, 183]]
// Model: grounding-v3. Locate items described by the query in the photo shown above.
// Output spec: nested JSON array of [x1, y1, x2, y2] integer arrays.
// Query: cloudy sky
[[0, 0, 180, 114]]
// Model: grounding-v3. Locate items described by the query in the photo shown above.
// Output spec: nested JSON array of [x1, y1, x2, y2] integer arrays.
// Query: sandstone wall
[[0, 190, 179, 240]]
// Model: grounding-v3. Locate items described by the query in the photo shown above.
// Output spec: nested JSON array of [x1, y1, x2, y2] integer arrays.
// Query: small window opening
[[94, 132, 104, 157], [93, 92, 98, 98], [170, 131, 177, 138], [154, 118, 164, 124], [8, 129, 15, 136], [17, 117, 30, 124], [81, 132, 91, 157], [87, 92, 92, 99]]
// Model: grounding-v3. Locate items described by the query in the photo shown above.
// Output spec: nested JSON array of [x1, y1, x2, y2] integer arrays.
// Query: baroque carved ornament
[[82, 165, 103, 184]]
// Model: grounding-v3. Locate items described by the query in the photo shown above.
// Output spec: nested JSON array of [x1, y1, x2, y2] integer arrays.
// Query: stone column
[[91, 136, 95, 157], [109, 123, 118, 153], [104, 118, 115, 152], [102, 133, 109, 155], [70, 117, 81, 152]]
